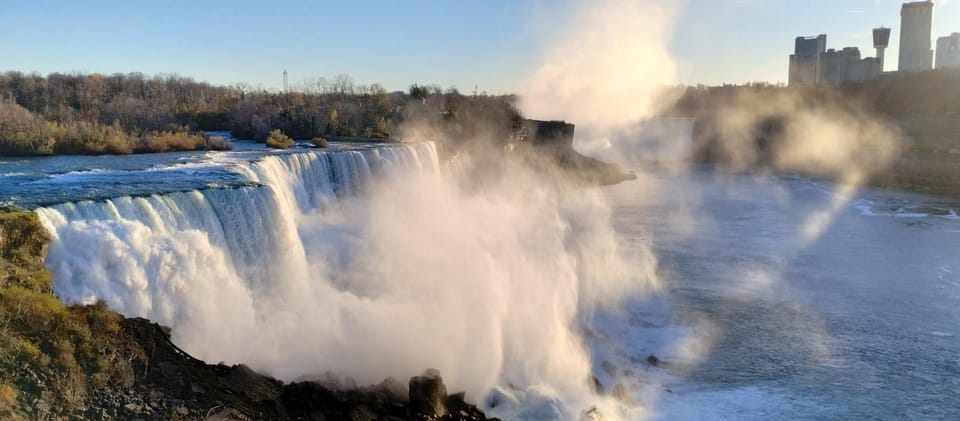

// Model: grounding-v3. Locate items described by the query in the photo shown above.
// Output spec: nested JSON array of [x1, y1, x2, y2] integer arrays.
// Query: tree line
[[663, 68, 960, 119], [0, 71, 522, 156]]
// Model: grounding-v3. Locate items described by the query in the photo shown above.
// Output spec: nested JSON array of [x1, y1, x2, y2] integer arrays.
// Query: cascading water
[[37, 144, 432, 321], [35, 140, 651, 420]]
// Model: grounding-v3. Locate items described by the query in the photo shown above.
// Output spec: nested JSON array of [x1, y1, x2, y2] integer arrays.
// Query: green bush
[[311, 137, 328, 148], [266, 129, 293, 149]]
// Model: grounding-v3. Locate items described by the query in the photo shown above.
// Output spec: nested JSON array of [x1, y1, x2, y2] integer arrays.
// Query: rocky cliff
[[518, 119, 637, 185], [0, 210, 495, 420]]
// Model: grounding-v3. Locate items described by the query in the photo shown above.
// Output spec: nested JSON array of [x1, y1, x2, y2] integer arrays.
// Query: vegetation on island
[[0, 98, 230, 156], [0, 72, 522, 156], [265, 129, 293, 149]]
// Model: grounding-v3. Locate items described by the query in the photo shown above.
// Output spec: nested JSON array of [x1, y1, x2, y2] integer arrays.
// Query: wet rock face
[[646, 354, 662, 367], [409, 369, 448, 417]]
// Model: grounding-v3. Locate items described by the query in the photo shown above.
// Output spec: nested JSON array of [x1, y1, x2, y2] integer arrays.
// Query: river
[[598, 168, 960, 420]]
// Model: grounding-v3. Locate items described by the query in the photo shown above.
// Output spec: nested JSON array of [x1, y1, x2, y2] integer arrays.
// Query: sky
[[1, 0, 959, 93]]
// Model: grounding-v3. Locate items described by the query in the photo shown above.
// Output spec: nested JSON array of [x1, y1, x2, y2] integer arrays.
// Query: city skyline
[[1, 0, 959, 93]]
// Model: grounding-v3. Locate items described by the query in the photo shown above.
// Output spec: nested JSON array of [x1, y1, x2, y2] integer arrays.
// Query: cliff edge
[[518, 119, 637, 185], [0, 210, 494, 420]]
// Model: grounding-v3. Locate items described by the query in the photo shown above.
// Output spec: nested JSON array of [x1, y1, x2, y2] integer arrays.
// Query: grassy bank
[[0, 101, 232, 155], [0, 211, 145, 419]]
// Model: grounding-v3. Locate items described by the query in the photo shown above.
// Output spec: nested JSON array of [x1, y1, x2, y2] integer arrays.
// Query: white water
[[36, 142, 651, 420]]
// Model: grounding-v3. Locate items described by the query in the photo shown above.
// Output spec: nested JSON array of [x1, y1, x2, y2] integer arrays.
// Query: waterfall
[[36, 143, 437, 324], [34, 139, 648, 420]]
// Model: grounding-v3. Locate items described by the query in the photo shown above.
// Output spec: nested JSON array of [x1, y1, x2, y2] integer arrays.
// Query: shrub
[[311, 137, 328, 148], [0, 102, 53, 156], [139, 130, 201, 153], [265, 129, 293, 149], [13, 338, 42, 363], [0, 382, 17, 414], [205, 135, 233, 151]]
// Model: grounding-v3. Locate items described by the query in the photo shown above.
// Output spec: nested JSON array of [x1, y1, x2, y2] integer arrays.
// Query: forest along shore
[[0, 72, 520, 156], [667, 70, 960, 199]]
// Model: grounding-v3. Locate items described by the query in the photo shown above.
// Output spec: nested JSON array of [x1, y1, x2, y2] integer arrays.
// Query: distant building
[[788, 34, 827, 85], [789, 33, 885, 85], [936, 33, 960, 68], [821, 47, 873, 84], [899, 1, 934, 72], [873, 27, 892, 74]]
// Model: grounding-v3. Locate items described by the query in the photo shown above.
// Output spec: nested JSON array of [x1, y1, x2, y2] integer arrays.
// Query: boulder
[[646, 355, 662, 367], [408, 369, 447, 417]]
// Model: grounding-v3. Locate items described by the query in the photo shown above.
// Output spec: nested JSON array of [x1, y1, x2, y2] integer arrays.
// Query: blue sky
[[1, 1, 958, 92]]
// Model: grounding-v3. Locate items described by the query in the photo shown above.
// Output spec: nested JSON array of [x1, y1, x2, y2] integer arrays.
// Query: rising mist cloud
[[521, 0, 680, 131]]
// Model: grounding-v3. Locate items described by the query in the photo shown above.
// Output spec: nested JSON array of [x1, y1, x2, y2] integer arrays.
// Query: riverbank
[[869, 117, 960, 197], [0, 211, 494, 420], [690, 113, 960, 199]]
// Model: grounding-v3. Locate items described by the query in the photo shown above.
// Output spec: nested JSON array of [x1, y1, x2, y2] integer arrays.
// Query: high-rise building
[[898, 1, 934, 72], [821, 47, 869, 84], [936, 33, 960, 68], [788, 33, 886, 85], [789, 34, 827, 85]]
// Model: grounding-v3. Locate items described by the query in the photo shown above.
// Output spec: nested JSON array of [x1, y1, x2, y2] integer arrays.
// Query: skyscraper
[[936, 33, 960, 68], [898, 1, 934, 72], [788, 34, 827, 85]]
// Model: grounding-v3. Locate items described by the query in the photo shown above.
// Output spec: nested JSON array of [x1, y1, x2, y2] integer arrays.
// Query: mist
[[516, 0, 910, 418], [521, 0, 679, 131]]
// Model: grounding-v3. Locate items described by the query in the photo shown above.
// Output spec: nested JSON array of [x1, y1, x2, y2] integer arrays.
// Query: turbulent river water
[[1, 139, 958, 420]]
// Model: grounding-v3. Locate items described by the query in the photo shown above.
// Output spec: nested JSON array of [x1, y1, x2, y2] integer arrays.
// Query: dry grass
[[266, 129, 293, 149], [0, 211, 145, 415]]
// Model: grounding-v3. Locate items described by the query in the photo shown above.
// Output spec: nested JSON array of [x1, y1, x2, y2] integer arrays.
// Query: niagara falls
[[2, 1, 960, 420]]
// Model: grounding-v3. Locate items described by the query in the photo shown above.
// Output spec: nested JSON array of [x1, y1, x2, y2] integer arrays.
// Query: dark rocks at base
[[599, 360, 618, 378], [589, 376, 605, 395], [646, 355, 662, 367], [69, 317, 497, 420], [409, 369, 447, 417]]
